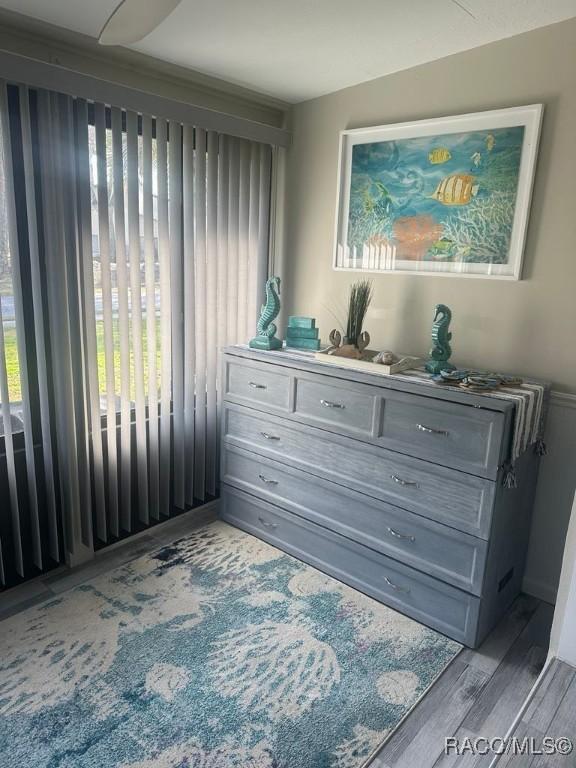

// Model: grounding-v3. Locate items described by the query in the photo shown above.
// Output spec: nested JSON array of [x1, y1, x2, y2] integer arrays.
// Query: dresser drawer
[[223, 404, 496, 538], [294, 376, 378, 438], [222, 445, 488, 594], [224, 358, 292, 413], [377, 391, 505, 478], [221, 485, 479, 645]]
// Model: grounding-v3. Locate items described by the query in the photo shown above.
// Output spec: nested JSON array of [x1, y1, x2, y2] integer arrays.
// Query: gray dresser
[[220, 346, 542, 647]]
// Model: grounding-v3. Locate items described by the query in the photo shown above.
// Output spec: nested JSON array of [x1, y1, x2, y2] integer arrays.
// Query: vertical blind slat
[[0, 84, 23, 574], [142, 115, 160, 521], [0, 83, 36, 573], [0, 297, 21, 574], [247, 142, 261, 333], [75, 97, 107, 544], [22, 90, 58, 564], [257, 145, 272, 311], [95, 103, 120, 538], [183, 124, 195, 506], [237, 140, 251, 342], [41, 92, 83, 558], [193, 127, 207, 500], [205, 131, 218, 496], [216, 135, 229, 356], [227, 138, 240, 344], [169, 121, 185, 509], [62, 95, 93, 551], [127, 110, 149, 524], [156, 118, 172, 516], [111, 106, 132, 532]]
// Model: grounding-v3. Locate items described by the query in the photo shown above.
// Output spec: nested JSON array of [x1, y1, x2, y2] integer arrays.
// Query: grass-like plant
[[345, 280, 373, 347]]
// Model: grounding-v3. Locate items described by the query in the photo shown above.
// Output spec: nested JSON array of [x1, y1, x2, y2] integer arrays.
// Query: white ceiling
[[2, 0, 576, 103]]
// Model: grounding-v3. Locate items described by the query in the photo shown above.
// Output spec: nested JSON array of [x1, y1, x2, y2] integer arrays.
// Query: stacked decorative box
[[285, 316, 321, 350]]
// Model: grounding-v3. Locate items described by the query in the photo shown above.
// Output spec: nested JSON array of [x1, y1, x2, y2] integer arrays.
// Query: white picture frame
[[333, 104, 543, 280]]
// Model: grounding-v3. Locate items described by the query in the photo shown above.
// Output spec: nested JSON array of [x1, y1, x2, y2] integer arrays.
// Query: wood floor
[[0, 513, 562, 768], [497, 659, 576, 768], [371, 594, 554, 767]]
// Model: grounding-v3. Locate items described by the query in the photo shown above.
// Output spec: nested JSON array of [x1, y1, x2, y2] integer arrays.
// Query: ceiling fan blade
[[99, 0, 183, 45]]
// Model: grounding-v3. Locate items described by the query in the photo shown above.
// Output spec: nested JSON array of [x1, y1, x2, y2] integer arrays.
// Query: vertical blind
[[0, 80, 272, 586]]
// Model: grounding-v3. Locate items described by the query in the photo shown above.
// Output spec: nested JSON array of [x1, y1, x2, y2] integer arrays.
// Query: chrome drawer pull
[[249, 381, 267, 389], [384, 575, 411, 594], [417, 423, 449, 436], [387, 526, 415, 543], [260, 431, 280, 441], [258, 473, 278, 485], [258, 516, 278, 529], [320, 399, 345, 409], [391, 474, 419, 488]]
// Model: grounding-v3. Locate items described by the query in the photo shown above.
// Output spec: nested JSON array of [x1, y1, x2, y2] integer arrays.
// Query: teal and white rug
[[0, 521, 461, 768]]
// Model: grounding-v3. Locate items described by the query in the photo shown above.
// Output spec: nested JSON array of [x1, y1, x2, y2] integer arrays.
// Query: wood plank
[[375, 659, 487, 767], [460, 594, 540, 676], [495, 721, 541, 768], [531, 675, 576, 768], [462, 603, 551, 737], [434, 726, 495, 768], [522, 659, 575, 734]]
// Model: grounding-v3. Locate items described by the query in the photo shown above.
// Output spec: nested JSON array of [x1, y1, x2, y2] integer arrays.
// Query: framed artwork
[[333, 105, 543, 279]]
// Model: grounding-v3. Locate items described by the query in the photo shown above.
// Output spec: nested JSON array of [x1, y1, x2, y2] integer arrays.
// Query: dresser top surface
[[224, 345, 548, 413]]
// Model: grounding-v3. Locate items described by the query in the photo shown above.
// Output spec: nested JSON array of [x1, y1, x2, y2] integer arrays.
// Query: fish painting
[[428, 147, 451, 164], [346, 124, 526, 266], [430, 174, 478, 206]]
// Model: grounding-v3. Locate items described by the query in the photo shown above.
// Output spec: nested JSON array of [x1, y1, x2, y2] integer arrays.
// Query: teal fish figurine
[[249, 276, 282, 350], [425, 303, 456, 375]]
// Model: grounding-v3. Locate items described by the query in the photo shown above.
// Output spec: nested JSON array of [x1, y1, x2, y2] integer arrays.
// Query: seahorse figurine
[[425, 303, 456, 375], [249, 276, 282, 350]]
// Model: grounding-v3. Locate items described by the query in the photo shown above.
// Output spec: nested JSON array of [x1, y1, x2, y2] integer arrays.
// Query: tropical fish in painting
[[362, 180, 393, 214], [428, 237, 457, 260], [430, 174, 478, 206], [428, 147, 451, 164], [485, 134, 495, 151]]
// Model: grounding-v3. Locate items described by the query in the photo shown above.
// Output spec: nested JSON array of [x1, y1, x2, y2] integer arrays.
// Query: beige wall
[[283, 19, 576, 602], [284, 19, 576, 393]]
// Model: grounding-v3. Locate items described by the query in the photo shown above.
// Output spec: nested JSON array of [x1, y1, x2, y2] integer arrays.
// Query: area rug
[[0, 521, 461, 768]]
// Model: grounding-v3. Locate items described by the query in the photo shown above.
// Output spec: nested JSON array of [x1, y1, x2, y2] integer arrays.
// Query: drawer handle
[[249, 381, 267, 389], [384, 575, 411, 594], [417, 423, 449, 436], [320, 399, 345, 409], [390, 474, 419, 489], [387, 526, 416, 543], [260, 431, 280, 441], [258, 516, 278, 529], [258, 473, 279, 485]]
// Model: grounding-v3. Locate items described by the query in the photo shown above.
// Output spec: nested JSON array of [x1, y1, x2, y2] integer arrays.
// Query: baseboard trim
[[95, 499, 220, 557], [522, 576, 557, 605]]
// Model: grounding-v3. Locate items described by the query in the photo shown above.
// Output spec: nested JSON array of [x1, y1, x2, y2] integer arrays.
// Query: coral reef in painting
[[346, 126, 524, 267]]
